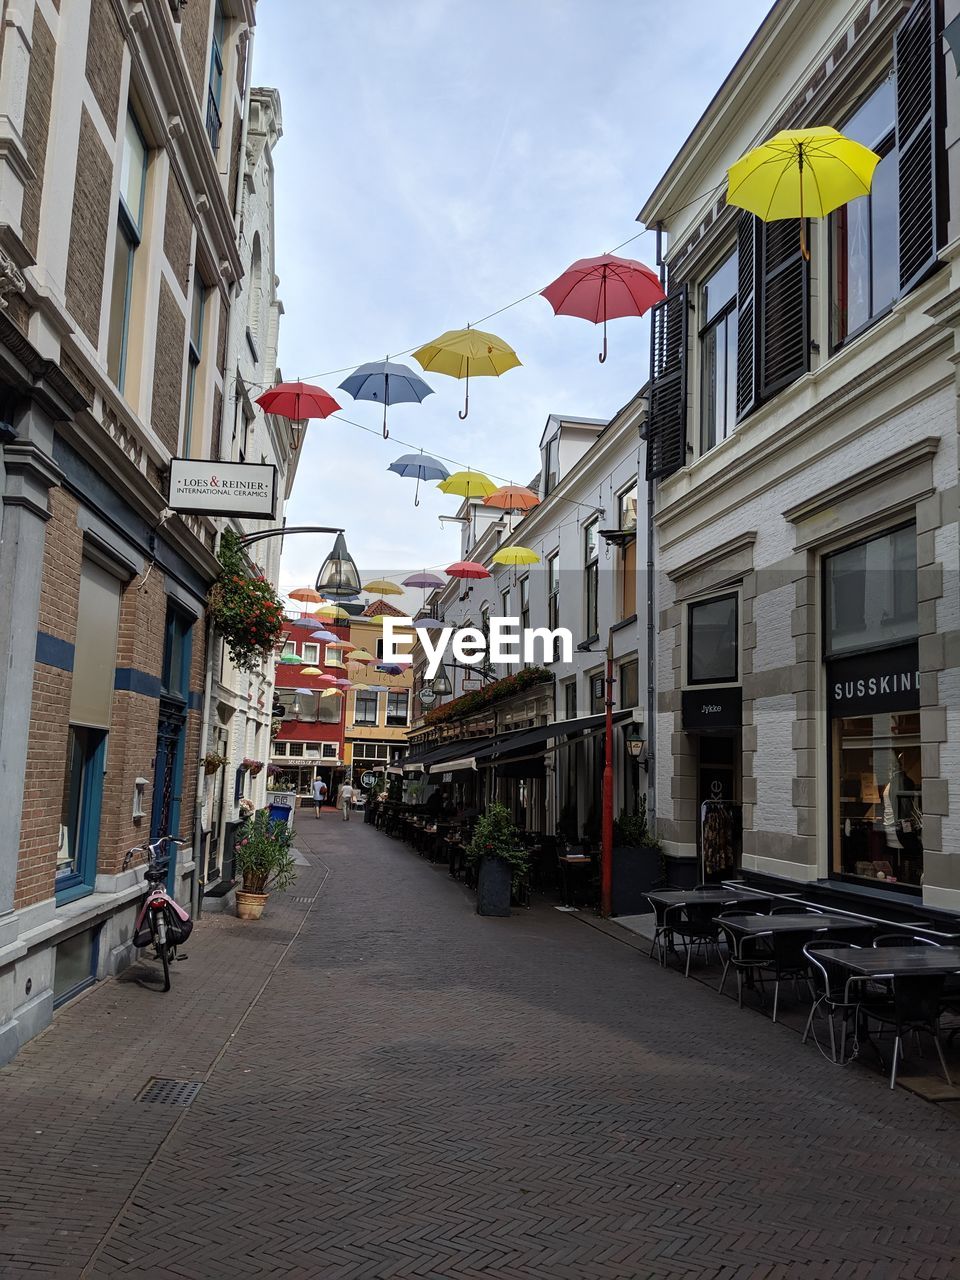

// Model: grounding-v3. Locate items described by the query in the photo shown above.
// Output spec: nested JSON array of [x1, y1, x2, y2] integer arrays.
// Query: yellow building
[[343, 605, 414, 785]]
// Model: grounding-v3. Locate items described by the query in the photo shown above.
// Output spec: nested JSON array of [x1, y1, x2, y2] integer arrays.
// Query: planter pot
[[611, 845, 663, 915], [235, 889, 269, 920], [477, 854, 513, 917]]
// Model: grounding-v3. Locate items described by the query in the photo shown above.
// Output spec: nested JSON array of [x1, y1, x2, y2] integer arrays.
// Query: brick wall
[[163, 176, 193, 290], [151, 278, 186, 454], [64, 108, 113, 346], [21, 7, 56, 259], [179, 0, 212, 106], [84, 0, 124, 134], [15, 491, 83, 910]]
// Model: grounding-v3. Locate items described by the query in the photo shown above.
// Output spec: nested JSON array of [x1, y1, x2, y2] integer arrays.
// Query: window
[[824, 525, 917, 658], [182, 280, 206, 456], [590, 673, 605, 715], [161, 606, 193, 702], [375, 638, 385, 659], [699, 250, 739, 453], [687, 593, 738, 685], [543, 434, 559, 495], [564, 681, 577, 719], [547, 553, 559, 630], [281, 640, 296, 657], [619, 658, 639, 709], [615, 485, 638, 621], [322, 743, 338, 760], [519, 576, 530, 633], [302, 643, 320, 665], [584, 519, 599, 639], [831, 80, 898, 349], [386, 691, 409, 726], [247, 235, 262, 356], [206, 3, 225, 151], [273, 742, 287, 756], [288, 742, 304, 758], [618, 484, 638, 533], [354, 690, 378, 726], [107, 110, 148, 391], [501, 587, 510, 617], [325, 645, 345, 667]]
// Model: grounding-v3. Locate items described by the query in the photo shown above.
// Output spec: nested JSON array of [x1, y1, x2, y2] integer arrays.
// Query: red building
[[271, 616, 351, 798]]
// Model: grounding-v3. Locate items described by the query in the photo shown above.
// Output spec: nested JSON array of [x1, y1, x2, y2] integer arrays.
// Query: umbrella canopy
[[387, 450, 450, 506], [726, 127, 880, 259], [319, 688, 343, 699], [334, 677, 353, 688], [402, 572, 445, 589], [446, 560, 491, 580], [279, 654, 301, 664], [255, 381, 340, 422], [412, 327, 520, 420], [483, 485, 541, 512], [362, 579, 404, 596], [309, 629, 340, 642], [492, 545, 540, 567], [300, 666, 323, 676], [348, 648, 375, 663], [541, 254, 665, 362], [412, 617, 443, 629], [437, 470, 497, 499], [314, 603, 350, 620], [289, 586, 325, 603], [339, 360, 434, 438], [376, 664, 404, 676]]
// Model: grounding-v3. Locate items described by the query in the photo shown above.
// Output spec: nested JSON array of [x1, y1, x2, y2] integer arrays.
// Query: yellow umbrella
[[492, 545, 540, 566], [319, 688, 343, 698], [412, 327, 520, 419], [300, 666, 323, 676], [349, 648, 375, 662], [726, 127, 880, 261], [437, 470, 498, 499], [314, 602, 350, 620], [363, 579, 403, 596]]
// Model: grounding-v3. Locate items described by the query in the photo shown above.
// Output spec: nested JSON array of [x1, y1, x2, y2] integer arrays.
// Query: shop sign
[[681, 686, 742, 732], [360, 770, 378, 788], [828, 643, 920, 716], [167, 459, 277, 518]]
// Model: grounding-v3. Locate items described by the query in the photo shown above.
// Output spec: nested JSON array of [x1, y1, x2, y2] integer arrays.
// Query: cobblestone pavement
[[1, 815, 960, 1279]]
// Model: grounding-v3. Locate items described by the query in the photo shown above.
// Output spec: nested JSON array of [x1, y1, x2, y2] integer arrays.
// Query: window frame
[[182, 280, 206, 456], [301, 643, 320, 666], [385, 690, 409, 727], [354, 690, 379, 726], [821, 521, 918, 662], [686, 591, 740, 687], [584, 518, 599, 640], [206, 3, 225, 151], [698, 247, 739, 456], [108, 109, 148, 392]]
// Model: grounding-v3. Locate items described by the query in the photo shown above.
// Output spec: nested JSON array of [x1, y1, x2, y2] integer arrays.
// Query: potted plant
[[233, 808, 297, 920], [467, 803, 529, 918], [611, 798, 664, 914], [208, 530, 286, 673], [243, 758, 264, 777], [201, 751, 228, 776]]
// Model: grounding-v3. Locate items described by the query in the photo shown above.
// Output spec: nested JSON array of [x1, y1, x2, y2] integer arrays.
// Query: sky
[[254, 0, 772, 603]]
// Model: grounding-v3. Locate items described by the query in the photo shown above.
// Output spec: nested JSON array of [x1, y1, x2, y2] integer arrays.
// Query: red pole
[[601, 638, 614, 918]]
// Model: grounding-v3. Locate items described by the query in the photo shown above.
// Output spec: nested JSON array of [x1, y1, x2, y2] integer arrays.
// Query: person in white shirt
[[337, 781, 355, 821], [312, 776, 327, 818]]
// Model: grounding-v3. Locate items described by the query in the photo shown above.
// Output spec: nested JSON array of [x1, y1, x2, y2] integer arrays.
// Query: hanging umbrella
[[334, 677, 353, 688], [726, 127, 881, 260], [492, 545, 540, 567], [412, 616, 443, 629], [437, 470, 497, 499], [289, 586, 325, 603], [309, 628, 340, 642], [402, 572, 445, 589], [314, 673, 339, 686], [362, 579, 404, 596], [319, 688, 343, 699], [349, 648, 375, 663], [339, 360, 434, 439], [483, 485, 541, 512], [446, 561, 491, 580], [314, 603, 350, 620], [279, 654, 301, 664], [300, 666, 323, 676], [255, 381, 340, 429], [388, 451, 450, 507], [412, 328, 520, 420], [541, 254, 665, 363]]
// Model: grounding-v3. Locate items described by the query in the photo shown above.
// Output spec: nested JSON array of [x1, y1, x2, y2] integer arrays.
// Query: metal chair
[[758, 927, 827, 1022], [861, 974, 952, 1089], [802, 940, 864, 1062], [672, 900, 739, 978], [872, 933, 939, 948], [646, 897, 680, 965], [717, 915, 771, 1005]]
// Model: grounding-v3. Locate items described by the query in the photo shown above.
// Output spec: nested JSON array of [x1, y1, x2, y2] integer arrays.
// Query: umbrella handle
[[798, 145, 810, 262], [382, 398, 389, 439], [598, 271, 608, 363], [414, 473, 421, 507], [458, 359, 469, 420]]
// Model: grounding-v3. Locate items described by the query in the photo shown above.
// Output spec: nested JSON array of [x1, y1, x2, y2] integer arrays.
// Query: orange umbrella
[[289, 587, 325, 603], [483, 485, 541, 512]]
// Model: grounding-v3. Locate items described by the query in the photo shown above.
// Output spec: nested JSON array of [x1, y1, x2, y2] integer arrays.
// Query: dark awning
[[472, 710, 634, 765], [403, 737, 497, 774]]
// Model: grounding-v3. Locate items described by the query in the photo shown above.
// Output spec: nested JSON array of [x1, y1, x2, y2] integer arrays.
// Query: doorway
[[696, 733, 742, 881]]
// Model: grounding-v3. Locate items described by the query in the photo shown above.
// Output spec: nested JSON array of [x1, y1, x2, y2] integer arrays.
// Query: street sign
[[419, 688, 437, 705], [360, 770, 378, 788], [167, 459, 277, 518]]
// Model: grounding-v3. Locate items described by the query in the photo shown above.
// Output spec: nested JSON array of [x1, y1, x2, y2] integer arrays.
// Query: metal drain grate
[[292, 896, 313, 904], [137, 1077, 203, 1106]]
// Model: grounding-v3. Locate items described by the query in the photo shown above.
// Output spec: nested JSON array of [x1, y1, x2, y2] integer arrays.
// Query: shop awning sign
[[681, 687, 742, 732], [167, 459, 277, 518], [828, 643, 920, 716]]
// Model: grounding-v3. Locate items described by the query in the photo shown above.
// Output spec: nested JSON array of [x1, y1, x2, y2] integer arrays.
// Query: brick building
[[272, 617, 349, 798], [343, 603, 413, 786], [0, 0, 264, 1061]]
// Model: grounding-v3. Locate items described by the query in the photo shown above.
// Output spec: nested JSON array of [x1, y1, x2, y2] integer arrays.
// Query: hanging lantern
[[431, 664, 453, 696], [315, 532, 361, 599]]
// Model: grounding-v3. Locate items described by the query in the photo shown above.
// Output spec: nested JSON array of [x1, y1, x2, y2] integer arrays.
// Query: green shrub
[[467, 803, 529, 886], [234, 809, 297, 895]]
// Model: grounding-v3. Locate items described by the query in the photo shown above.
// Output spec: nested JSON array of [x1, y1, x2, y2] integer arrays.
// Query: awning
[[404, 736, 496, 775], [472, 710, 635, 765]]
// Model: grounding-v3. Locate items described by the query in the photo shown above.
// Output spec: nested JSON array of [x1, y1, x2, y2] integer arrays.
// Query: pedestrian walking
[[312, 776, 327, 818], [337, 780, 355, 821]]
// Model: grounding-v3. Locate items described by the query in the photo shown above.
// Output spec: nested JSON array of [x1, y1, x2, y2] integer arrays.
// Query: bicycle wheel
[[156, 914, 171, 992]]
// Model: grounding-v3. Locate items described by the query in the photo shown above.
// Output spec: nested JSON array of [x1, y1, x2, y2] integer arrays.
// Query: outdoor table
[[809, 945, 960, 978], [645, 889, 773, 909], [717, 913, 868, 938]]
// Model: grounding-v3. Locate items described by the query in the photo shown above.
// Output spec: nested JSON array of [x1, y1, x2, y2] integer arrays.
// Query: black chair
[[861, 974, 952, 1089], [770, 904, 823, 916], [671, 901, 737, 978], [872, 933, 939, 948], [646, 897, 679, 966], [717, 914, 771, 1004], [803, 940, 865, 1062], [758, 927, 827, 1022]]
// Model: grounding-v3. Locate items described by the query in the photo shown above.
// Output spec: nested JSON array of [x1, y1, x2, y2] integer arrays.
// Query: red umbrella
[[255, 381, 341, 421], [541, 254, 665, 363], [446, 561, 490, 580]]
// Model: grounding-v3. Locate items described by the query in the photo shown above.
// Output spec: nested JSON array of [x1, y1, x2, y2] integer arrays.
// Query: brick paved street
[[2, 815, 960, 1279]]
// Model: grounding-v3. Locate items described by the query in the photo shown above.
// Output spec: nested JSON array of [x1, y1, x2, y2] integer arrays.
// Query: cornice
[[783, 437, 940, 524], [666, 532, 757, 585]]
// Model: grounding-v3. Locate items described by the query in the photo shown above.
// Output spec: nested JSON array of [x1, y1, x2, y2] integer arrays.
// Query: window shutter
[[759, 218, 809, 398], [645, 284, 688, 481], [735, 213, 760, 420], [895, 0, 943, 294]]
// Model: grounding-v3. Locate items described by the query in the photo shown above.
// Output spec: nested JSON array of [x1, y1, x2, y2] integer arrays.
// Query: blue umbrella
[[339, 360, 433, 439], [388, 450, 450, 507]]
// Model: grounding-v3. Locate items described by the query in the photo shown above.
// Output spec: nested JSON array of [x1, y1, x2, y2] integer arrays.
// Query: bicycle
[[124, 836, 194, 991]]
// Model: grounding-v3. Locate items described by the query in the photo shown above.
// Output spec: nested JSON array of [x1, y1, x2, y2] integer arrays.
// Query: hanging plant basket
[[208, 531, 286, 673], [202, 752, 229, 776], [244, 758, 265, 777]]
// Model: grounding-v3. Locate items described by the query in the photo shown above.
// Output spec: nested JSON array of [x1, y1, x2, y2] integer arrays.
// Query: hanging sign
[[827, 643, 920, 716], [167, 459, 277, 518]]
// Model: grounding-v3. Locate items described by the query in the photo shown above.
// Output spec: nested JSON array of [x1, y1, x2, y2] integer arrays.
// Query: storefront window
[[832, 711, 922, 888], [824, 524, 917, 656], [687, 593, 738, 684]]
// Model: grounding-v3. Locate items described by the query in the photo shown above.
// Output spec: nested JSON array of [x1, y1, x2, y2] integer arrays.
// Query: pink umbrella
[[541, 254, 665, 363], [446, 561, 490, 580]]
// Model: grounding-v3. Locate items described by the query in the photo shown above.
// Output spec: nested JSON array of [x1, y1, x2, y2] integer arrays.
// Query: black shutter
[[759, 217, 809, 398], [645, 285, 688, 481], [735, 213, 760, 421], [895, 0, 943, 294]]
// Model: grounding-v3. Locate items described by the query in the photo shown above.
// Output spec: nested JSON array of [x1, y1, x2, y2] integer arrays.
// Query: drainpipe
[[192, 614, 217, 920], [646, 224, 666, 830]]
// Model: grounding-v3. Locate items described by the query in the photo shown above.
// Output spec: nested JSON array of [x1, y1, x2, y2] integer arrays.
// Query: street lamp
[[315, 531, 362, 599], [430, 664, 453, 696]]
